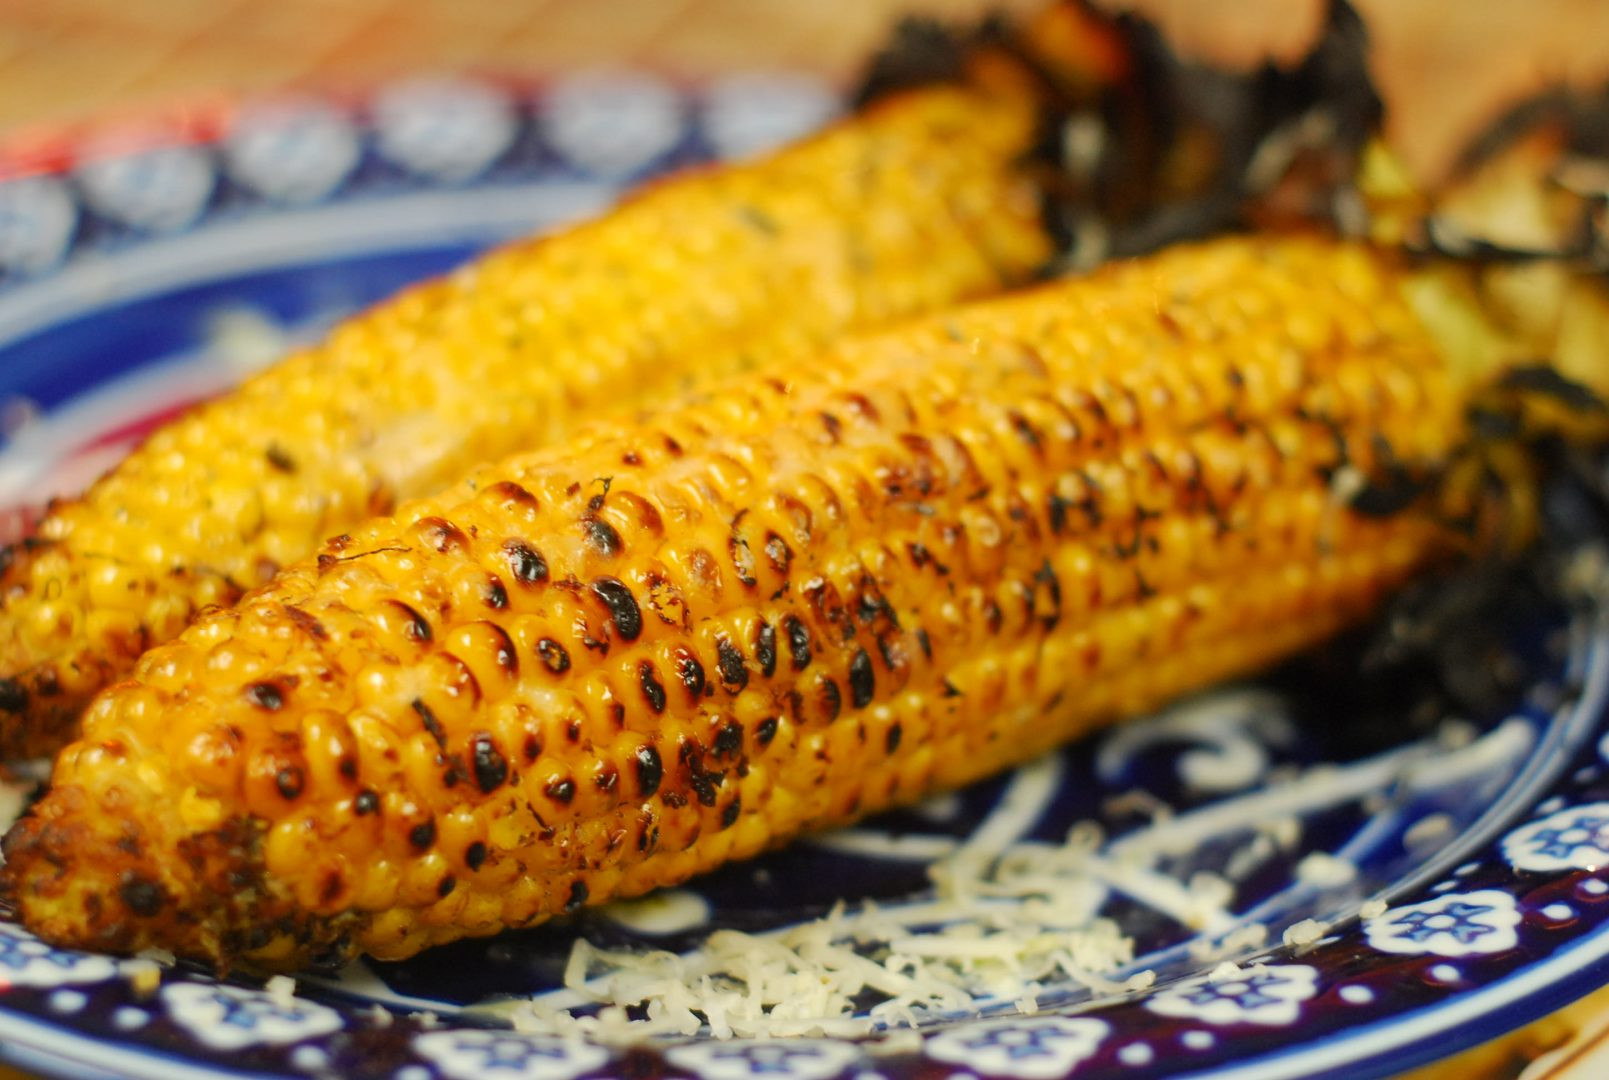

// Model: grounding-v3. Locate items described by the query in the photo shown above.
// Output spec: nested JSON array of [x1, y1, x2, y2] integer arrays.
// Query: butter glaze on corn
[[4, 236, 1475, 969], [0, 80, 1053, 757]]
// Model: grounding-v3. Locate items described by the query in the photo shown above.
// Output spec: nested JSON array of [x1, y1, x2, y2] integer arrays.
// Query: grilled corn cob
[[0, 0, 1385, 761], [3, 233, 1532, 969], [0, 71, 1059, 759]]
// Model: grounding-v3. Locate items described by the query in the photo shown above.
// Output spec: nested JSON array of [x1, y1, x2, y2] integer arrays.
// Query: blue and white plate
[[0, 74, 1605, 1080]]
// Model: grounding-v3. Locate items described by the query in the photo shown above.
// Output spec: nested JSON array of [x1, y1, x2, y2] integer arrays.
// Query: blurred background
[[0, 0, 1605, 182]]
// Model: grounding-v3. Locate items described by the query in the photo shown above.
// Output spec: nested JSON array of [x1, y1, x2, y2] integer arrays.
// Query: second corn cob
[[2, 234, 1518, 970]]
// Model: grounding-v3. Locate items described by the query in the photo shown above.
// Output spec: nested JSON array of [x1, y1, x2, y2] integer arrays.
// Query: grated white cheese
[[1360, 898, 1388, 919], [1258, 816, 1303, 852], [1100, 789, 1175, 824], [1187, 923, 1269, 964], [1435, 719, 1478, 750], [503, 821, 1150, 1041], [1296, 852, 1358, 888], [120, 959, 163, 997], [265, 975, 297, 1006], [1282, 919, 1326, 947], [1404, 813, 1456, 852], [487, 688, 1495, 1043]]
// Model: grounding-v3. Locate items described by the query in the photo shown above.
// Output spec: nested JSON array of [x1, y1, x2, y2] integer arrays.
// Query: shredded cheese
[[485, 688, 1533, 1043], [1282, 919, 1326, 947], [265, 975, 297, 1006], [1296, 852, 1358, 888]]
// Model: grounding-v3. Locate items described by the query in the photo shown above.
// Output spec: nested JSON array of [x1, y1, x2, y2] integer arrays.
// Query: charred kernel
[[564, 881, 589, 913], [120, 876, 164, 917], [1047, 494, 1073, 534], [275, 766, 304, 800], [876, 637, 899, 673], [847, 648, 876, 708], [674, 649, 706, 698], [1035, 560, 1062, 629], [634, 744, 663, 797], [470, 734, 509, 793], [754, 621, 777, 678], [886, 722, 902, 753], [284, 607, 329, 644], [728, 530, 757, 587], [983, 599, 1003, 634], [639, 661, 667, 713], [715, 636, 748, 692], [338, 756, 358, 780], [755, 717, 778, 746], [582, 516, 622, 557], [465, 842, 487, 871], [416, 517, 468, 553], [617, 491, 664, 535], [915, 628, 932, 659], [713, 721, 743, 758], [265, 444, 297, 473], [484, 480, 537, 509], [687, 548, 721, 590], [438, 875, 456, 898], [485, 579, 509, 609], [591, 578, 642, 641], [244, 681, 284, 710], [523, 734, 542, 762], [1008, 410, 1041, 447], [354, 790, 380, 815], [535, 638, 571, 675], [820, 677, 842, 721], [783, 616, 811, 671], [594, 764, 619, 793], [690, 772, 719, 808], [394, 602, 432, 643], [488, 625, 518, 675], [409, 821, 436, 849], [763, 532, 791, 575], [721, 797, 742, 829], [412, 699, 446, 747], [505, 540, 549, 585], [546, 778, 576, 804]]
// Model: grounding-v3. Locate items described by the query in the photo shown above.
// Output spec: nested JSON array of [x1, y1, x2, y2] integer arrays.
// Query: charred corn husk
[[0, 75, 1055, 759], [3, 234, 1532, 969]]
